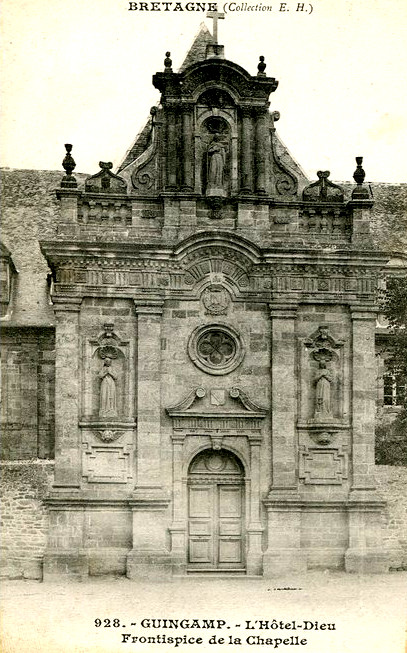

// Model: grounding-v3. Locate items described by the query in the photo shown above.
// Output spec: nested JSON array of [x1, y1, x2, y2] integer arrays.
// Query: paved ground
[[1, 571, 407, 653]]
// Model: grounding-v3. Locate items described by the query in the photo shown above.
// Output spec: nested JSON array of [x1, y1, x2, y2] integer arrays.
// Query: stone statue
[[99, 357, 117, 418], [207, 135, 226, 192], [314, 363, 334, 418]]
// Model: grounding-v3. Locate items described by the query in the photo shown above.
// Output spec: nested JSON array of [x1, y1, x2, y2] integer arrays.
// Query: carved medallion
[[95, 429, 124, 443], [206, 454, 226, 471], [201, 285, 230, 315]]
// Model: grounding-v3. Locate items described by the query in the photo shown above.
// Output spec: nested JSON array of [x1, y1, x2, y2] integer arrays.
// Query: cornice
[[40, 239, 388, 268]]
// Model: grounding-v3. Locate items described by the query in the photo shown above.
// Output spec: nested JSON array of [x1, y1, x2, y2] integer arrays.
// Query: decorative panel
[[82, 441, 133, 484], [299, 445, 348, 485]]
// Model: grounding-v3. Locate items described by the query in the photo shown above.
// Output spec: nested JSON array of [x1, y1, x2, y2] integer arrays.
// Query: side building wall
[[1, 328, 55, 460]]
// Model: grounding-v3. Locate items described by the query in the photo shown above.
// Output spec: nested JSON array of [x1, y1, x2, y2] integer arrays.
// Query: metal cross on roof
[[207, 9, 225, 45]]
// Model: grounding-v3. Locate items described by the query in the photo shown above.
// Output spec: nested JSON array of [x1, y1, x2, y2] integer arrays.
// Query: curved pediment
[[174, 231, 261, 264], [166, 386, 267, 418], [166, 387, 267, 440], [180, 59, 278, 103], [154, 58, 278, 106], [173, 232, 262, 291]]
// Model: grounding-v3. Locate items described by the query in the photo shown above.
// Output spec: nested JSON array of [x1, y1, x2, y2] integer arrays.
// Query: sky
[[1, 0, 406, 182]]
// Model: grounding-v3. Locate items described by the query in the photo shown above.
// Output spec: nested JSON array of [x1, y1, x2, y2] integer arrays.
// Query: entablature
[[40, 236, 388, 306]]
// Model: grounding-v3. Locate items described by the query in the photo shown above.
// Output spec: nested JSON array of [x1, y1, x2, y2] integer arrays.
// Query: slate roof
[[1, 169, 88, 326]]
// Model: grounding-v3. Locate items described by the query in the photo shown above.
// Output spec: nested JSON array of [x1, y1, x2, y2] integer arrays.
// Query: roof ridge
[[178, 23, 214, 73], [117, 23, 214, 173]]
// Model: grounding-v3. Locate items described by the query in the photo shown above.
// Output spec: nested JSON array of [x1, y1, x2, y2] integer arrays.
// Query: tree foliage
[[375, 419, 407, 465], [376, 277, 407, 464], [381, 276, 407, 411]]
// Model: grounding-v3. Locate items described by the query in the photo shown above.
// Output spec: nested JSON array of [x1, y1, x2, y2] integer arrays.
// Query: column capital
[[247, 434, 263, 447], [134, 300, 164, 316], [269, 302, 298, 319], [253, 106, 269, 118], [350, 306, 377, 320], [178, 102, 194, 113], [52, 297, 83, 313], [240, 106, 254, 118], [171, 433, 186, 444]]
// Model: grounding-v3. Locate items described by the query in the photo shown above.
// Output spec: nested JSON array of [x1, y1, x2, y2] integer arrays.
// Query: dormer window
[[0, 243, 17, 319]]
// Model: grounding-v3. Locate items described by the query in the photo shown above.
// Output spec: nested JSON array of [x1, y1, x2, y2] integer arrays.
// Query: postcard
[[1, 1, 407, 652]]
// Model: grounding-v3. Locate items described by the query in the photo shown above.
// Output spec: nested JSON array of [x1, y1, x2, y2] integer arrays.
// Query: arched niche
[[194, 100, 238, 195], [91, 345, 126, 420], [200, 116, 231, 197]]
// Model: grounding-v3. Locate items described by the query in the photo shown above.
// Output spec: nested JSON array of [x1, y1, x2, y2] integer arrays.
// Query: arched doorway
[[187, 449, 245, 571]]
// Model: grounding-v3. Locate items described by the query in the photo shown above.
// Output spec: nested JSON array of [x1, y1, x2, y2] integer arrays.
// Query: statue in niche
[[207, 134, 227, 196], [313, 348, 334, 419], [314, 363, 333, 418], [99, 356, 118, 418]]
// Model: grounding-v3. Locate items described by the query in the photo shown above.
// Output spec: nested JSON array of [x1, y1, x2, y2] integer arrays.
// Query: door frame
[[169, 435, 264, 576], [187, 449, 246, 570]]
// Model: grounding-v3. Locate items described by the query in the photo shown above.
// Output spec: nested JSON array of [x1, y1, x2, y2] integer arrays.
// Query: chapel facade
[[3, 25, 395, 579]]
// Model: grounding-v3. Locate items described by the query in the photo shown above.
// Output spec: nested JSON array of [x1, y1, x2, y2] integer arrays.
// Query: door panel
[[189, 486, 211, 516], [218, 539, 242, 564], [188, 486, 213, 564], [219, 486, 242, 516], [218, 486, 242, 565], [189, 538, 212, 564], [219, 521, 241, 536]]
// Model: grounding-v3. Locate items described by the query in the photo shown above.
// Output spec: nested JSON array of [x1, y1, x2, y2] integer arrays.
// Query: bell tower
[[117, 21, 293, 228]]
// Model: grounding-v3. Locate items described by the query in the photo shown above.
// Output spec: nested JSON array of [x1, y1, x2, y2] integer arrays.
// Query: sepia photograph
[[1, 1, 407, 652]]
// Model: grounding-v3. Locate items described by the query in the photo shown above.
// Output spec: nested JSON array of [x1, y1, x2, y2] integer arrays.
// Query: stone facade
[[2, 461, 406, 579], [1, 27, 406, 579]]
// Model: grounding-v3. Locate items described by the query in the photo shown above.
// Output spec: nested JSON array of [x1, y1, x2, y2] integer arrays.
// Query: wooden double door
[[187, 450, 245, 571]]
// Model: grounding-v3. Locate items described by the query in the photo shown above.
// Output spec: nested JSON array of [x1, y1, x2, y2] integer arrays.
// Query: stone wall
[[0, 460, 54, 579], [1, 327, 55, 459], [1, 460, 406, 580], [376, 465, 407, 569]]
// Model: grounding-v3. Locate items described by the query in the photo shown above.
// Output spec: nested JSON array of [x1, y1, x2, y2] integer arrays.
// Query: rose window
[[197, 330, 236, 367], [188, 324, 244, 375]]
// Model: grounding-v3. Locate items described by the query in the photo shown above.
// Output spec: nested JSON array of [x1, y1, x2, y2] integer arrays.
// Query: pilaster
[[43, 297, 86, 580], [55, 189, 81, 237], [241, 109, 253, 193], [182, 108, 193, 191], [350, 308, 377, 493], [246, 435, 264, 575], [268, 303, 299, 493], [166, 108, 177, 190], [52, 297, 82, 488], [127, 300, 171, 579], [262, 500, 306, 576], [344, 307, 389, 573], [134, 301, 164, 491], [263, 302, 306, 576], [254, 109, 267, 193], [169, 433, 188, 575]]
